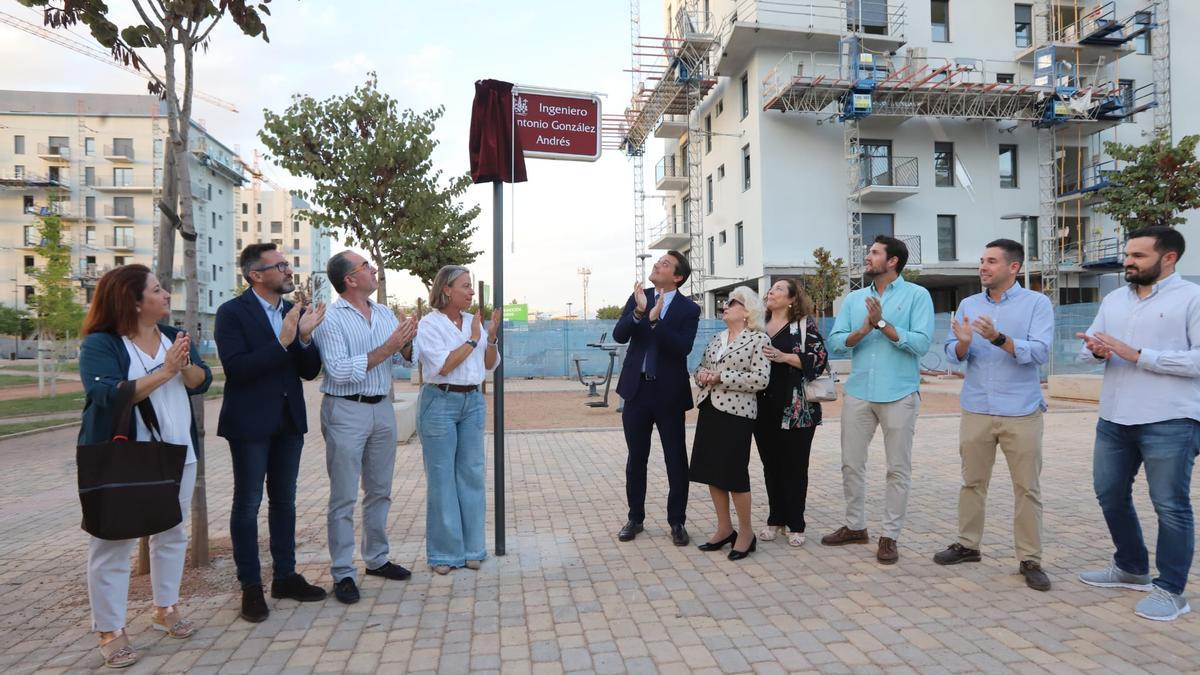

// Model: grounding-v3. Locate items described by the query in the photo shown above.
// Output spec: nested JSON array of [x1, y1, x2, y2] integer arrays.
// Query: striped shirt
[[313, 297, 411, 397]]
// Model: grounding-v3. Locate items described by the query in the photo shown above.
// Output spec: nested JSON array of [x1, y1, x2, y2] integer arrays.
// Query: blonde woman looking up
[[688, 286, 771, 560]]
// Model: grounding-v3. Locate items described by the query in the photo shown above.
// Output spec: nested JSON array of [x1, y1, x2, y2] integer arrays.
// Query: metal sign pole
[[493, 180, 506, 556]]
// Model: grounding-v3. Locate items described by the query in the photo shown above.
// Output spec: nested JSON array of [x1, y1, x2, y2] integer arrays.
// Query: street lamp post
[[566, 302, 573, 320], [1001, 213, 1034, 290]]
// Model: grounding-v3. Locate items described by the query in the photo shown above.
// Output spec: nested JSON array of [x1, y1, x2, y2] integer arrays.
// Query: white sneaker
[[1135, 586, 1191, 622], [1078, 560, 1153, 591]]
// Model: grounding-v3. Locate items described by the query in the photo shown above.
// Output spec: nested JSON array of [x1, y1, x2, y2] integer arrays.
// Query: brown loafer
[[1020, 561, 1051, 591], [820, 526, 869, 546], [877, 537, 899, 565]]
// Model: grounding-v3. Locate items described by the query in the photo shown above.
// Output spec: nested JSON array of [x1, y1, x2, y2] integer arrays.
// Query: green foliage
[[803, 247, 846, 318], [1095, 132, 1200, 232], [259, 73, 481, 301], [0, 306, 32, 338], [30, 214, 85, 339], [595, 305, 623, 320], [901, 268, 921, 283]]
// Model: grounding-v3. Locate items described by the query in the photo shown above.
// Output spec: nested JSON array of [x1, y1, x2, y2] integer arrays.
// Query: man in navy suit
[[216, 243, 327, 623], [613, 250, 700, 546]]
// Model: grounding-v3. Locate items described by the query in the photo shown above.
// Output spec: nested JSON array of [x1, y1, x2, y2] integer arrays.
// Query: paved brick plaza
[[1, 383, 1198, 673]]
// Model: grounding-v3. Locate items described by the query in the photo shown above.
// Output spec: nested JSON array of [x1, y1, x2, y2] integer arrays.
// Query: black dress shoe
[[333, 577, 359, 604], [671, 524, 690, 547], [240, 584, 269, 623], [270, 573, 327, 601], [728, 535, 758, 561], [698, 531, 737, 551], [618, 521, 644, 542], [366, 562, 412, 581]]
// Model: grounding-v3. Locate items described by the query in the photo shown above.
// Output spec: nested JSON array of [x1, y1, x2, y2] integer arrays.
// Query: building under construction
[[616, 0, 1194, 316]]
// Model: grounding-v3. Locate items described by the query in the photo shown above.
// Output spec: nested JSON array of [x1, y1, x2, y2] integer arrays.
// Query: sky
[[0, 0, 668, 317]]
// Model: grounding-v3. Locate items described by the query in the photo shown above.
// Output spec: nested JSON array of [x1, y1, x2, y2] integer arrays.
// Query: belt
[[429, 383, 478, 393], [335, 393, 386, 404]]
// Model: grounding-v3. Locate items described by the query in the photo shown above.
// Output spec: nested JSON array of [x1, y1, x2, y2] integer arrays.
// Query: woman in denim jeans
[[414, 265, 500, 575]]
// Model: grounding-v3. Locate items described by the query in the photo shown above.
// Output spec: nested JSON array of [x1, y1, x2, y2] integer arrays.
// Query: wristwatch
[[990, 333, 1008, 347], [465, 339, 478, 348], [875, 319, 887, 330]]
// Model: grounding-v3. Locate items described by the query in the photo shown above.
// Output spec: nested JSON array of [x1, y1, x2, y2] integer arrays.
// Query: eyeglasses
[[352, 260, 373, 275], [252, 261, 291, 274], [723, 299, 743, 309]]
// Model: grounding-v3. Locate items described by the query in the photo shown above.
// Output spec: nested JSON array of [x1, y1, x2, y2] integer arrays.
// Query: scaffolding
[[619, 1, 717, 297]]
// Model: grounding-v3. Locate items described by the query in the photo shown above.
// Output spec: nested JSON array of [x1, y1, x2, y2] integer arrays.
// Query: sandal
[[787, 531, 806, 547], [152, 606, 194, 639], [757, 526, 784, 542], [432, 564, 452, 575], [99, 632, 139, 669]]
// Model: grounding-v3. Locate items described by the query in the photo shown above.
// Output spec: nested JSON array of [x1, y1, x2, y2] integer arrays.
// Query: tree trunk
[[373, 250, 387, 304], [156, 140, 178, 292]]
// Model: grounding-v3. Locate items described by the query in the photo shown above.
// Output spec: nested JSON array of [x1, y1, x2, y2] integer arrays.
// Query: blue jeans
[[1094, 418, 1199, 595], [228, 430, 305, 588], [418, 386, 487, 567]]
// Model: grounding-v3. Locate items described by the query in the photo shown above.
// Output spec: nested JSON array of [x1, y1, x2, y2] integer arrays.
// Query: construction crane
[[0, 9, 239, 113]]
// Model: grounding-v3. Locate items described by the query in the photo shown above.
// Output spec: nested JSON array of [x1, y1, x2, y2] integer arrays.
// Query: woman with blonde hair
[[755, 278, 828, 547], [689, 286, 771, 560]]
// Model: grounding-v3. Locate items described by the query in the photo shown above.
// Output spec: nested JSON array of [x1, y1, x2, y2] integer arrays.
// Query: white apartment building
[[233, 187, 332, 303], [643, 0, 1196, 315], [0, 90, 245, 337]]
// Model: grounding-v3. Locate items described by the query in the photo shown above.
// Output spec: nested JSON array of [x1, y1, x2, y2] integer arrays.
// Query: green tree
[[595, 305, 623, 320], [259, 73, 481, 301], [1095, 132, 1200, 231], [0, 306, 32, 338], [30, 211, 85, 397], [803, 247, 846, 318]]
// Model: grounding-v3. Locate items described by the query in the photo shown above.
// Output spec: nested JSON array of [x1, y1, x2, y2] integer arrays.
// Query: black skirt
[[689, 398, 754, 493]]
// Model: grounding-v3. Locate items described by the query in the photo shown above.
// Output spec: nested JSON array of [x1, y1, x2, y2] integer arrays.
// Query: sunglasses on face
[[252, 261, 291, 274], [723, 299, 743, 309]]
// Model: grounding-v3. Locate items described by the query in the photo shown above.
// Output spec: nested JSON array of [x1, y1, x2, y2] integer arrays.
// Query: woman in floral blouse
[[754, 279, 829, 547]]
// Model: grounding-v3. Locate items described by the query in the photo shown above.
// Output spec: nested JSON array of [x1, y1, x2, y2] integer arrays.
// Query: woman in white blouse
[[414, 265, 500, 575]]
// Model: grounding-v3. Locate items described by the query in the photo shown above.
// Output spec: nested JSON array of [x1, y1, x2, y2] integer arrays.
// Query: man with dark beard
[[216, 243, 328, 622], [1077, 226, 1200, 622]]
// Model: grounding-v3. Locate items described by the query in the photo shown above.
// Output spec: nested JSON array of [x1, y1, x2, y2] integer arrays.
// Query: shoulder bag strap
[[135, 396, 167, 442], [112, 380, 138, 440]]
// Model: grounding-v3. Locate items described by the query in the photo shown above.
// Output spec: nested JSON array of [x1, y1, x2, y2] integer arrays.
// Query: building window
[[85, 137, 95, 156], [1119, 79, 1135, 114], [735, 223, 744, 266], [212, 212, 217, 229], [114, 256, 126, 266], [23, 225, 37, 246], [999, 144, 1018, 188], [14, 135, 24, 154], [741, 144, 751, 191], [704, 114, 712, 153], [24, 286, 33, 304], [740, 72, 750, 119], [111, 138, 133, 157], [717, 164, 725, 181], [85, 225, 96, 245], [112, 226, 134, 247], [937, 215, 957, 261], [85, 197, 95, 220], [996, 73, 1014, 84], [153, 138, 163, 158], [208, 289, 213, 306], [1134, 11, 1151, 55], [113, 167, 133, 187], [154, 168, 163, 188], [707, 236, 715, 274], [681, 198, 691, 233], [679, 141, 689, 176], [719, 230, 727, 245], [112, 197, 134, 219], [1014, 4, 1032, 48], [293, 238, 300, 249], [13, 165, 23, 179], [256, 203, 262, 215], [23, 256, 34, 272], [242, 221, 248, 232], [207, 237, 213, 254], [242, 203, 248, 214], [271, 221, 283, 234], [272, 238, 283, 247], [716, 98, 724, 117], [934, 142, 954, 187], [294, 256, 301, 268], [705, 175, 713, 214], [293, 220, 300, 232], [931, 0, 949, 42]]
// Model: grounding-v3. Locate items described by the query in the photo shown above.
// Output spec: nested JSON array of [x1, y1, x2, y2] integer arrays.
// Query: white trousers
[[87, 462, 196, 632]]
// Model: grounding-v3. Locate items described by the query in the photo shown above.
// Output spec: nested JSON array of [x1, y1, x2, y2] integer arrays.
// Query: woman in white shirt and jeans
[[415, 265, 500, 575]]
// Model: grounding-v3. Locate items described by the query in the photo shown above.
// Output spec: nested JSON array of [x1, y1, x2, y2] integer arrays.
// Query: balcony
[[191, 181, 212, 201], [91, 177, 155, 192], [0, 172, 69, 189], [104, 233, 136, 251], [79, 263, 113, 282], [715, 0, 908, 77], [1082, 236, 1123, 269], [36, 143, 71, 162], [647, 216, 692, 251], [653, 114, 689, 139], [655, 156, 690, 192], [189, 138, 247, 185], [103, 144, 135, 162], [171, 267, 213, 284], [103, 205, 135, 222], [24, 201, 79, 221], [1016, 1, 1145, 65], [849, 233, 922, 268], [851, 156, 919, 202]]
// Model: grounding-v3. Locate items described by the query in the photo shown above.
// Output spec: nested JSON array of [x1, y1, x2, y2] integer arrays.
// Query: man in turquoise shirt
[[821, 236, 934, 565]]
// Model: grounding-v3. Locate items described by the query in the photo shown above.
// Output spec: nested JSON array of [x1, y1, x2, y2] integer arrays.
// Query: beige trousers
[[958, 410, 1044, 563], [840, 392, 920, 539]]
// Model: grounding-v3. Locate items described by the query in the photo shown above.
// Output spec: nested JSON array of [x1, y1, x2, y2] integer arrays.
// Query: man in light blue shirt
[[1076, 226, 1200, 622], [822, 236, 933, 565], [932, 239, 1053, 592]]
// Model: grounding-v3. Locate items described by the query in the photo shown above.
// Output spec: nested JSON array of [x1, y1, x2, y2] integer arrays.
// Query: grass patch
[[0, 392, 87, 417], [0, 362, 80, 373], [0, 374, 39, 387], [0, 419, 74, 435], [204, 386, 223, 398]]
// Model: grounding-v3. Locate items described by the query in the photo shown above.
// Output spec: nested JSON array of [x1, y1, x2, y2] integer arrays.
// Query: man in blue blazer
[[613, 251, 700, 546], [216, 243, 327, 622]]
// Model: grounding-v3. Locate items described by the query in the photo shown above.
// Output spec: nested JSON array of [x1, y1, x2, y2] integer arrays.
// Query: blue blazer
[[215, 289, 322, 440], [79, 324, 213, 448], [612, 288, 700, 411]]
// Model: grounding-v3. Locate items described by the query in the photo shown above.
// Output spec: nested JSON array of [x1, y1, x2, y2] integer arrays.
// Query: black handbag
[[77, 380, 188, 541]]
